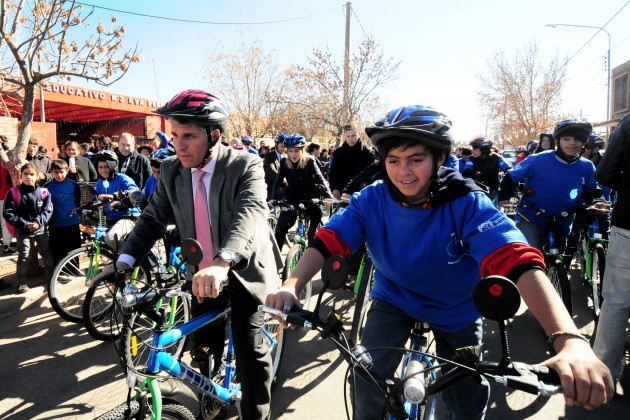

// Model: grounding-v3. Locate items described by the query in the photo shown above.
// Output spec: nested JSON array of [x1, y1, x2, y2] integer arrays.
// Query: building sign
[[40, 81, 165, 113]]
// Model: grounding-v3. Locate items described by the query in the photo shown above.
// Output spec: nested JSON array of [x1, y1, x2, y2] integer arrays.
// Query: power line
[[81, 2, 337, 25], [351, 7, 369, 39], [562, 0, 630, 67]]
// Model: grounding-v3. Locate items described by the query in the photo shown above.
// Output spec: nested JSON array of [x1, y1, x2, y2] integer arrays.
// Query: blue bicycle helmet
[[241, 135, 253, 145], [274, 133, 286, 144], [365, 105, 453, 150], [283, 133, 306, 148], [151, 148, 170, 162], [553, 118, 592, 142]]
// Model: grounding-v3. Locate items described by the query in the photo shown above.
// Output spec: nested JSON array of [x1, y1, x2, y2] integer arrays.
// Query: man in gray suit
[[95, 90, 282, 419]]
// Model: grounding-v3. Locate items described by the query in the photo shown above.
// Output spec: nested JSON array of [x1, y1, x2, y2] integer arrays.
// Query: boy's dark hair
[[461, 148, 472, 156], [378, 137, 448, 172], [51, 159, 69, 171], [38, 146, 47, 154], [306, 143, 321, 153], [80, 143, 91, 152], [20, 162, 40, 175]]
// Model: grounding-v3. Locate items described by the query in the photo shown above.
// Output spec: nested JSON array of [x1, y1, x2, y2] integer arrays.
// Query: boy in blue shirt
[[266, 106, 612, 418], [498, 119, 599, 253], [45, 160, 82, 264]]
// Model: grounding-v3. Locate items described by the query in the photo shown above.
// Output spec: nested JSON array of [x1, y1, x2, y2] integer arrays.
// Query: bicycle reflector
[[472, 276, 521, 321], [181, 238, 204, 267]]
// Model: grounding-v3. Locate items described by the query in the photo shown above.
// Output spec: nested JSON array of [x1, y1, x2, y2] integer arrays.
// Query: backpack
[[4, 186, 49, 238]]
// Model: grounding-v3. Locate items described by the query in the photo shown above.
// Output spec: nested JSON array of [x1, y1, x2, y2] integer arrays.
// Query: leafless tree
[[478, 42, 565, 148], [0, 0, 138, 179]]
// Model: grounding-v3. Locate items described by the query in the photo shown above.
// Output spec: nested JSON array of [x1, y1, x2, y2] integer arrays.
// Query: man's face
[[384, 143, 441, 203], [27, 143, 38, 157], [97, 161, 110, 179], [276, 143, 286, 154], [312, 148, 321, 157], [151, 166, 160, 180], [52, 168, 68, 182], [259, 140, 267, 148], [559, 136, 584, 157], [119, 136, 135, 157], [170, 120, 209, 168], [65, 143, 79, 158], [343, 129, 359, 147]]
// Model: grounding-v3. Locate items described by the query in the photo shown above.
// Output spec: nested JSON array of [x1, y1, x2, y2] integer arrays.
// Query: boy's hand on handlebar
[[542, 338, 614, 410], [265, 285, 301, 328]]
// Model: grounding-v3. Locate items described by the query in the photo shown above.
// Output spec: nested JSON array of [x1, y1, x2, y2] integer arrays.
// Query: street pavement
[[1, 249, 629, 419]]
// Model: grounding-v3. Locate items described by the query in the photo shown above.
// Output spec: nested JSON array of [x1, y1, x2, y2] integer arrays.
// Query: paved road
[[1, 260, 629, 419]]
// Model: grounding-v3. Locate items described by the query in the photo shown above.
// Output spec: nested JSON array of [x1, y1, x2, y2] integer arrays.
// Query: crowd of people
[[2, 88, 626, 418]]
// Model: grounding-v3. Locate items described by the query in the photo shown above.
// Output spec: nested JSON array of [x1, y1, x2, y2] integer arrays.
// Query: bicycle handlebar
[[257, 304, 562, 401]]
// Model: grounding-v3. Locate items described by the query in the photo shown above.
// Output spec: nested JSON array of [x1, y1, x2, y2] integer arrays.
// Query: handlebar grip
[[118, 290, 157, 308]]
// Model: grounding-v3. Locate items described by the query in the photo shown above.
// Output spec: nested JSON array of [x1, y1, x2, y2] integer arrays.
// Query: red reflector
[[191, 245, 198, 253], [333, 260, 341, 271], [489, 284, 503, 297]]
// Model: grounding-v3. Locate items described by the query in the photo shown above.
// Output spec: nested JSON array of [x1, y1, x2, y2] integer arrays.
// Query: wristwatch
[[218, 249, 236, 267]]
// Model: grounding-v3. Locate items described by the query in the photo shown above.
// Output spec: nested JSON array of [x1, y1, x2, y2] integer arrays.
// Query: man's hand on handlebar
[[191, 259, 230, 303], [542, 338, 614, 410], [87, 261, 131, 287]]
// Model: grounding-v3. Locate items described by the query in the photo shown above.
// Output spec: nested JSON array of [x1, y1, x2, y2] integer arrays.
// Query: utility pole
[[343, 2, 351, 126]]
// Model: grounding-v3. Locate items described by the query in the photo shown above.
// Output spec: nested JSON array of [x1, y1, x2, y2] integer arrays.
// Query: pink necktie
[[194, 169, 213, 269]]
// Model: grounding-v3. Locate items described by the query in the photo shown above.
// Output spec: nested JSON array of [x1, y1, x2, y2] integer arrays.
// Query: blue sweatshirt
[[3, 184, 53, 230], [506, 151, 598, 234], [324, 178, 525, 332], [45, 178, 81, 228], [95, 173, 140, 221]]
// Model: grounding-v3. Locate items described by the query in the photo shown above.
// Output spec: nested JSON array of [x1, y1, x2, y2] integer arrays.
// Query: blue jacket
[[3, 184, 53, 230], [324, 169, 525, 332], [45, 178, 81, 228], [95, 173, 140, 221]]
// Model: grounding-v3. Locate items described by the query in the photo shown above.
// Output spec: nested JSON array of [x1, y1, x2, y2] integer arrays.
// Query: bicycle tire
[[283, 243, 312, 309], [548, 260, 572, 316], [350, 256, 373, 345], [49, 246, 114, 323], [82, 261, 152, 341], [263, 310, 286, 387], [123, 293, 191, 373], [96, 401, 195, 420], [591, 245, 606, 319]]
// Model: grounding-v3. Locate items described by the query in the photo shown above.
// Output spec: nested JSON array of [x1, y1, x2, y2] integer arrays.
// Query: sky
[[65, 0, 630, 142]]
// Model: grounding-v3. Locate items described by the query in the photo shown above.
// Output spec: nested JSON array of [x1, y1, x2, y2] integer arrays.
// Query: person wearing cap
[[241, 135, 259, 155], [90, 90, 282, 419], [267, 106, 612, 418]]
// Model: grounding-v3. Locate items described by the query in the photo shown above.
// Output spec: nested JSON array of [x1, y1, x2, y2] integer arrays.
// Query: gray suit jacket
[[121, 143, 283, 303]]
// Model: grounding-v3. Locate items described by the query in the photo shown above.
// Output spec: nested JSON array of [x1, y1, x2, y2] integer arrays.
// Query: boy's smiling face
[[384, 143, 444, 203]]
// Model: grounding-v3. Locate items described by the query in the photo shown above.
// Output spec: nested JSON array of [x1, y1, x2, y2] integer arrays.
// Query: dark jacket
[[65, 155, 97, 183], [115, 149, 152, 189], [3, 184, 53, 230], [272, 157, 330, 201], [596, 114, 630, 230], [27, 153, 52, 185], [263, 150, 283, 200], [328, 140, 374, 192]]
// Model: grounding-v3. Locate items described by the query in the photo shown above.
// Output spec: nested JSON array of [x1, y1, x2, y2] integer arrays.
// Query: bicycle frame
[[134, 306, 239, 420]]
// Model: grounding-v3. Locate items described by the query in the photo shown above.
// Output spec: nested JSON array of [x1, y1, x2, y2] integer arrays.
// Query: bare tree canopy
[[286, 37, 400, 141], [477, 42, 565, 148], [0, 0, 138, 176], [206, 38, 289, 139]]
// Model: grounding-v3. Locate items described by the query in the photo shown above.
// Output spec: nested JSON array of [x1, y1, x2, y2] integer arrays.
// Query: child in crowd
[[2, 163, 54, 293], [45, 160, 82, 265]]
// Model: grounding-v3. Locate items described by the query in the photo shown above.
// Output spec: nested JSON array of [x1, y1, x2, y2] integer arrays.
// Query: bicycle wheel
[[123, 293, 191, 373], [83, 262, 152, 341], [283, 243, 312, 309], [547, 260, 572, 316], [591, 244, 606, 319], [49, 246, 113, 323], [350, 255, 374, 345], [263, 310, 285, 387], [96, 400, 195, 420]]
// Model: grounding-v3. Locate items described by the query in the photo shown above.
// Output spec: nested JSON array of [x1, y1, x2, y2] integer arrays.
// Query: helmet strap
[[196, 127, 220, 169]]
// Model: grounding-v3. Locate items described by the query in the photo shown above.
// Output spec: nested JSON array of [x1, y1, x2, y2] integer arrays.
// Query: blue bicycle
[[99, 239, 285, 420]]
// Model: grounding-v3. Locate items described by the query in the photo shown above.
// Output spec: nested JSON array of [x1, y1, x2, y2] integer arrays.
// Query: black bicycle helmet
[[283, 133, 306, 148], [92, 150, 119, 180], [586, 134, 605, 149], [365, 105, 453, 150], [553, 118, 592, 142], [526, 139, 539, 153], [469, 137, 493, 153]]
